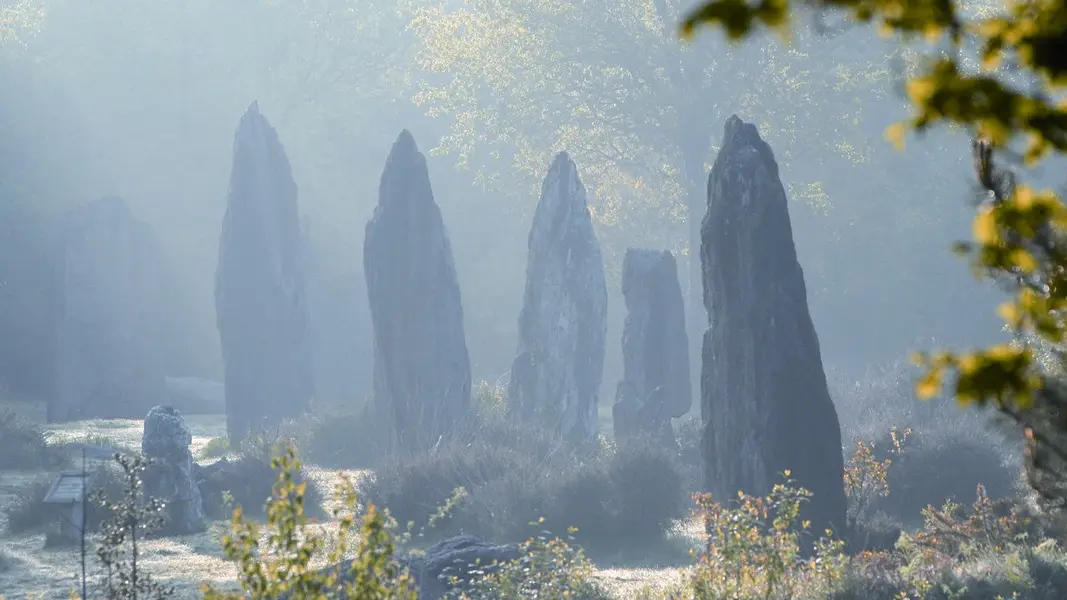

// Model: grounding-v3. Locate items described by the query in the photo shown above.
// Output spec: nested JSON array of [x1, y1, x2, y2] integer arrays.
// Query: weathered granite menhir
[[613, 248, 691, 449], [141, 405, 205, 535], [216, 101, 314, 444], [364, 130, 472, 455], [51, 196, 166, 422], [509, 152, 607, 445], [701, 115, 848, 544]]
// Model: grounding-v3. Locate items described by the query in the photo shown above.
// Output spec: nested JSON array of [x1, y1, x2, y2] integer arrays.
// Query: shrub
[[84, 452, 174, 600], [461, 524, 611, 600], [0, 408, 67, 470], [688, 473, 849, 599], [197, 431, 324, 520], [297, 403, 386, 469], [472, 379, 507, 421], [873, 427, 1019, 527], [3, 462, 125, 536], [296, 380, 510, 471], [827, 356, 1019, 457], [201, 442, 418, 600], [843, 427, 909, 521], [197, 437, 231, 460], [362, 418, 686, 557]]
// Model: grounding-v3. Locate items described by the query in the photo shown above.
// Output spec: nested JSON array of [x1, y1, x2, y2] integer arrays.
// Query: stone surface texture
[[364, 130, 472, 454], [700, 115, 848, 543], [613, 248, 690, 447], [215, 101, 313, 444], [509, 151, 607, 445], [141, 405, 205, 535]]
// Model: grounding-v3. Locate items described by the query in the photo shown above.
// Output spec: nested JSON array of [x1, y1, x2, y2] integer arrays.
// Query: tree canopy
[[407, 0, 906, 272], [407, 0, 1007, 367]]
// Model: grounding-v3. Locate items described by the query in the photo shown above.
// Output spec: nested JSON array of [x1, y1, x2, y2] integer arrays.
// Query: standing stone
[[509, 152, 607, 445], [141, 405, 205, 535], [216, 101, 313, 444], [613, 248, 690, 448], [701, 115, 847, 542], [52, 196, 166, 422], [364, 130, 471, 454]]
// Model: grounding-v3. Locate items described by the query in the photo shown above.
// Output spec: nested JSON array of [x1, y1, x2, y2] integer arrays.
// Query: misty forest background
[[0, 0, 1027, 414]]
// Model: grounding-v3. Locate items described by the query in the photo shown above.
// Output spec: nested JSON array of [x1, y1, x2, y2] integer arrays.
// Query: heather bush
[[3, 461, 125, 536], [460, 523, 612, 600], [297, 403, 385, 469], [0, 408, 67, 470], [875, 427, 1019, 528], [197, 429, 324, 520], [296, 379, 508, 471], [687, 473, 849, 599], [362, 417, 686, 557], [830, 356, 1022, 525]]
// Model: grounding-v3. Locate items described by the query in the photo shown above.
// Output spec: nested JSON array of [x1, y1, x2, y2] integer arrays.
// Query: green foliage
[[87, 452, 174, 600], [197, 437, 231, 460], [0, 408, 68, 470], [406, 0, 906, 282], [844, 427, 911, 529], [200, 442, 418, 600], [689, 473, 849, 599], [472, 379, 507, 421], [460, 522, 611, 600]]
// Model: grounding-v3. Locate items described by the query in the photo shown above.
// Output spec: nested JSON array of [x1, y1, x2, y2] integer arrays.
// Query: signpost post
[[44, 471, 93, 543]]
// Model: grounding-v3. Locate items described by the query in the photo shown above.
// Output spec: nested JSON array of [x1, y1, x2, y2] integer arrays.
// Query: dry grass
[[0, 400, 696, 599]]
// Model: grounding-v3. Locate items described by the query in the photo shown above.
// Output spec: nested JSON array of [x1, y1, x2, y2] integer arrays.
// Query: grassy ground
[[0, 399, 694, 599]]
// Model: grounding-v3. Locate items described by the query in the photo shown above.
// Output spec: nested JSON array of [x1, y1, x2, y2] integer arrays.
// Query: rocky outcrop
[[701, 115, 848, 543], [364, 130, 471, 455], [613, 248, 690, 447], [141, 405, 205, 535], [51, 196, 166, 422], [509, 152, 607, 445], [215, 101, 313, 444]]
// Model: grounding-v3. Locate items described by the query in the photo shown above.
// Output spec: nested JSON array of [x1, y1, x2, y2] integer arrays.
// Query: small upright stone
[[509, 152, 607, 445], [141, 405, 205, 535], [364, 130, 472, 454], [216, 101, 314, 444], [613, 248, 690, 448], [701, 115, 848, 543]]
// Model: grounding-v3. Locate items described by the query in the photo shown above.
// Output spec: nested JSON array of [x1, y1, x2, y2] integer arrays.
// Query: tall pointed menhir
[[701, 115, 848, 545], [364, 130, 472, 455], [509, 152, 607, 445], [216, 101, 314, 444]]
